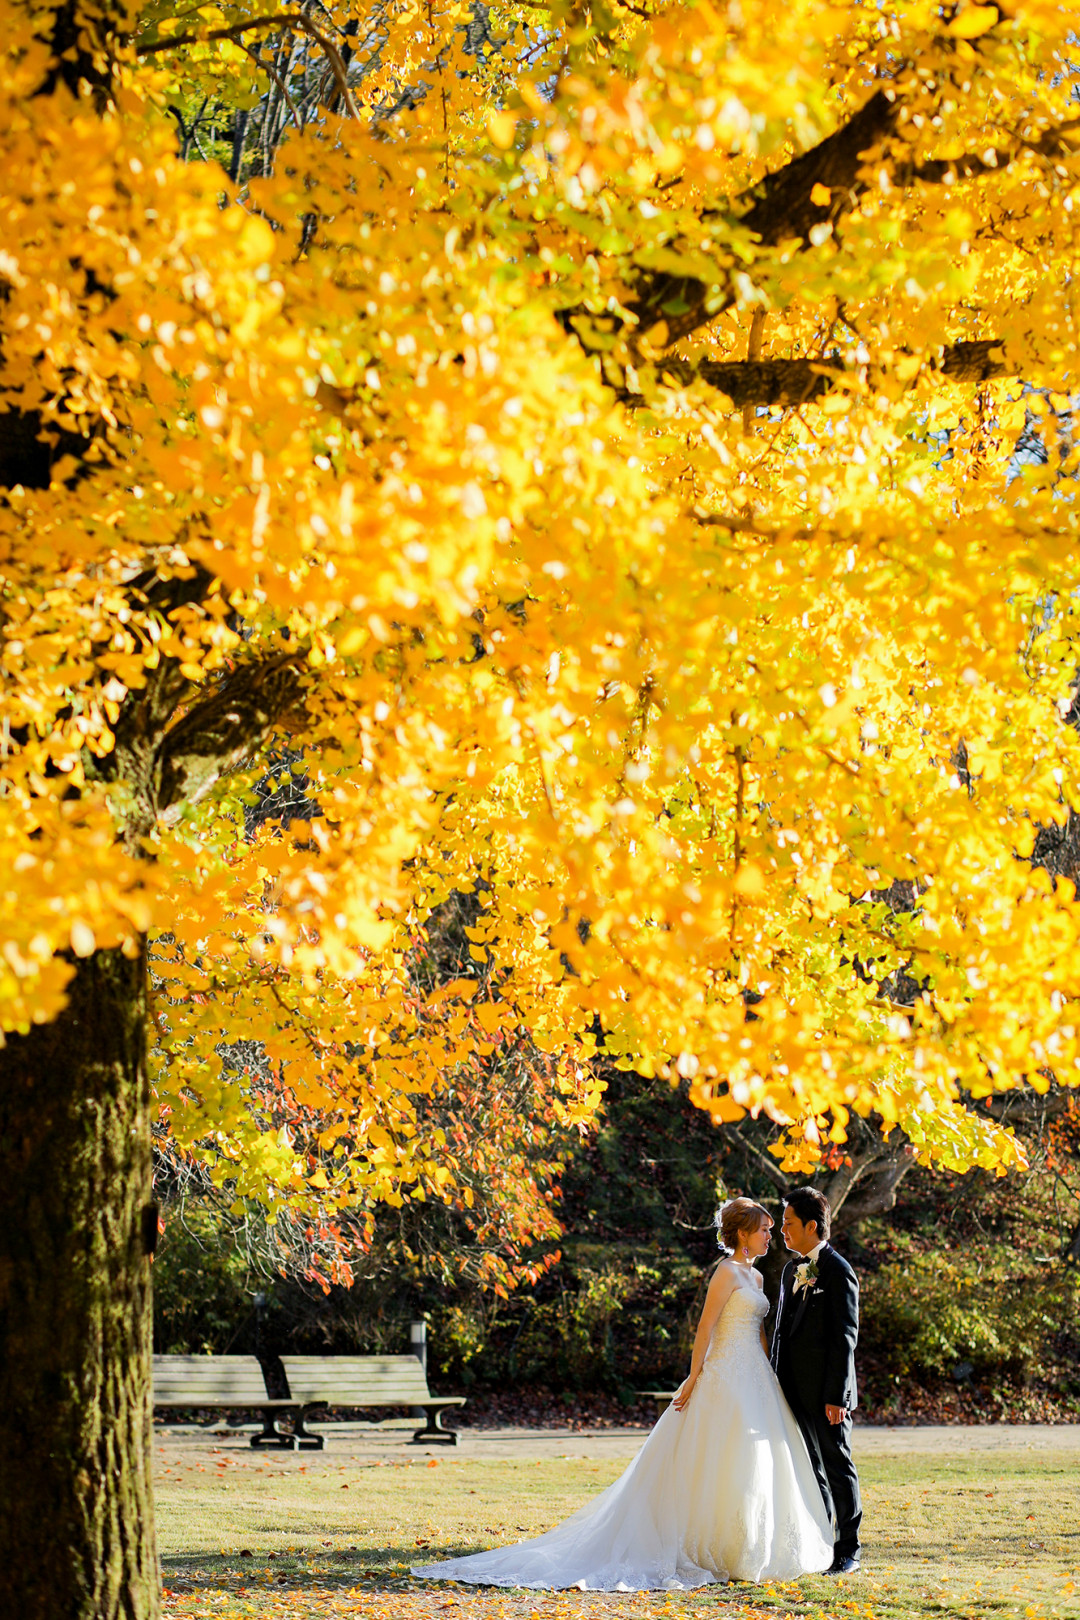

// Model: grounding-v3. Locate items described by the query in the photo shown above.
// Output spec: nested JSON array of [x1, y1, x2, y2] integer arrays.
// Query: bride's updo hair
[[715, 1196, 770, 1258]]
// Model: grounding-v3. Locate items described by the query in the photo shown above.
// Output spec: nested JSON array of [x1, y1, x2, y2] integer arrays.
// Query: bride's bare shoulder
[[710, 1258, 762, 1292], [708, 1258, 739, 1287]]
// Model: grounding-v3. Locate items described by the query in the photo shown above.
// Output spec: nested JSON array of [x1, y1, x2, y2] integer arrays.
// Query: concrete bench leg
[[249, 1411, 296, 1450], [411, 1407, 457, 1446], [292, 1408, 325, 1450]]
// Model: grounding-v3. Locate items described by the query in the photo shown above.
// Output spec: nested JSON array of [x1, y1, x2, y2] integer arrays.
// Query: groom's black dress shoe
[[826, 1553, 861, 1575]]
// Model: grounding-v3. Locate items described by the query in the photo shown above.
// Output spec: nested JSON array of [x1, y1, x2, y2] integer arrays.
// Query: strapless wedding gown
[[411, 1271, 833, 1589]]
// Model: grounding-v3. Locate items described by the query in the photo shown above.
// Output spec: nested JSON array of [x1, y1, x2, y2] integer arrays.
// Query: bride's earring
[[742, 1244, 749, 1261]]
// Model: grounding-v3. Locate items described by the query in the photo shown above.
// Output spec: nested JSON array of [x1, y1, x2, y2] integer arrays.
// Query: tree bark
[[735, 88, 901, 249], [0, 945, 158, 1620], [617, 339, 1009, 411], [822, 1143, 918, 1228]]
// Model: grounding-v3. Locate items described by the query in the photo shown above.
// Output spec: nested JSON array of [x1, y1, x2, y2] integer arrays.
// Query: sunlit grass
[[156, 1438, 1079, 1618]]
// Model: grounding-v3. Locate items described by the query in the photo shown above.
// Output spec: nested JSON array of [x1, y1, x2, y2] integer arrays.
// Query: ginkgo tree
[[3, 0, 1080, 1613]]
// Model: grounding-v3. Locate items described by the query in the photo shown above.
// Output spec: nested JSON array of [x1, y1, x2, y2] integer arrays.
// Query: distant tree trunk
[[0, 945, 158, 1620], [230, 107, 250, 183]]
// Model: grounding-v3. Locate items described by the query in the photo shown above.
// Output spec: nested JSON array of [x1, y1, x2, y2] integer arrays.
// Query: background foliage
[[154, 1083, 1080, 1421]]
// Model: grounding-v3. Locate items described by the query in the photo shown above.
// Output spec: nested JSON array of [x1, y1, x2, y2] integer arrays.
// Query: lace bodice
[[716, 1271, 769, 1333], [700, 1270, 768, 1381]]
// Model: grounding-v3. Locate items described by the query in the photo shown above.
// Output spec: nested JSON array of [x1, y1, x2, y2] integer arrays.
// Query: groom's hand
[[825, 1403, 848, 1425]]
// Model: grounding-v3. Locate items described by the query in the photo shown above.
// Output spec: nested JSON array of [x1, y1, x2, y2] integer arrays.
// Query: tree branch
[[135, 10, 359, 118], [609, 87, 1076, 351], [107, 567, 217, 753], [730, 1114, 916, 1229], [977, 1086, 1075, 1126], [618, 89, 902, 344], [831, 1150, 917, 1227], [296, 15, 360, 119], [135, 14, 307, 55], [727, 1126, 793, 1196], [905, 120, 1080, 186], [821, 1136, 917, 1228], [617, 339, 1008, 410], [154, 651, 306, 814], [737, 89, 902, 249], [242, 43, 302, 132]]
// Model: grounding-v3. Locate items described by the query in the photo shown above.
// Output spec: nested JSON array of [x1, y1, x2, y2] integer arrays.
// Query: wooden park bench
[[636, 1388, 676, 1415], [152, 1354, 299, 1449], [280, 1354, 465, 1448]]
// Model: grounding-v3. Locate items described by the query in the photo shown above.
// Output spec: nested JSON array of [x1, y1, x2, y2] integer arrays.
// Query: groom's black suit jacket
[[769, 1244, 859, 1412]]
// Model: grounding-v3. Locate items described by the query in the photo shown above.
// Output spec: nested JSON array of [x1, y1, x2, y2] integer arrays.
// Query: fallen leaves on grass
[[161, 1587, 780, 1620]]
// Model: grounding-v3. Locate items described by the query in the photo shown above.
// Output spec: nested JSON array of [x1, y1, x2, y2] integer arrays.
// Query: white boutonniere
[[793, 1258, 820, 1295]]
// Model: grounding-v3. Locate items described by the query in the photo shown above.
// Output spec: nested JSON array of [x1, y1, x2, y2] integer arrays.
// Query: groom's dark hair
[[784, 1186, 831, 1240]]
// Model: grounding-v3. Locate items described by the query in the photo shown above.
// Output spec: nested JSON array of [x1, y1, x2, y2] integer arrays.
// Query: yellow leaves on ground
[[160, 1590, 775, 1620]]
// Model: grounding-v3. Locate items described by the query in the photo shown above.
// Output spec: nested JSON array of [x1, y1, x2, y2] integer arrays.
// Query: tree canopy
[[5, 0, 1080, 1259]]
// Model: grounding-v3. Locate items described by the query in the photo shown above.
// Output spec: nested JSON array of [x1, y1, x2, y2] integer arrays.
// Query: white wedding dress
[[412, 1267, 833, 1590]]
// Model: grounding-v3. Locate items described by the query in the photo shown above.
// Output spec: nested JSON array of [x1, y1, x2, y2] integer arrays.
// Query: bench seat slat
[[297, 1395, 465, 1409], [153, 1397, 297, 1409], [152, 1382, 287, 1397], [293, 1383, 427, 1398]]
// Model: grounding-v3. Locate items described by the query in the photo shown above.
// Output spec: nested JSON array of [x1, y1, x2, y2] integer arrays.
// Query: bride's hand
[[671, 1377, 695, 1412]]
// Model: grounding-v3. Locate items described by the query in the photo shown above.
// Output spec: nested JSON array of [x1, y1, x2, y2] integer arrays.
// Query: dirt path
[[154, 1419, 1080, 1467]]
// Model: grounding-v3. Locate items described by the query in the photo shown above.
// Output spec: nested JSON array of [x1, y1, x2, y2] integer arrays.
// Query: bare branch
[[135, 10, 359, 118], [978, 1086, 1076, 1125], [135, 13, 307, 55], [727, 1126, 793, 1196], [243, 43, 302, 132], [296, 15, 360, 119], [831, 1149, 918, 1227]]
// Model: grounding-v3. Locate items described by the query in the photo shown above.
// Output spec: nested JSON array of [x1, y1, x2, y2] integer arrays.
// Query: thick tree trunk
[[0, 945, 158, 1620]]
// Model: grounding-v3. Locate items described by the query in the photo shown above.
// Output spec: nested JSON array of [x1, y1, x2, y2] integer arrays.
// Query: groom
[[770, 1186, 862, 1576]]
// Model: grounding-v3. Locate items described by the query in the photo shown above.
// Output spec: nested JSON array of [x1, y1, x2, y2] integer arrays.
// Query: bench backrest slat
[[152, 1354, 271, 1403], [280, 1354, 432, 1404]]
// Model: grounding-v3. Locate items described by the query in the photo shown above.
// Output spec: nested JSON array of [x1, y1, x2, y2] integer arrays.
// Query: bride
[[412, 1197, 833, 1590]]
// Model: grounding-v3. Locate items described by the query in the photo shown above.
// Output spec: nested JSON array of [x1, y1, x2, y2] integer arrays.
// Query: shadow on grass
[[160, 1547, 786, 1606], [163, 1545, 490, 1594]]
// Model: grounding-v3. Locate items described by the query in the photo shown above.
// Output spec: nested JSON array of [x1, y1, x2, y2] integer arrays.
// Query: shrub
[[153, 1208, 257, 1354], [858, 1228, 1075, 1387]]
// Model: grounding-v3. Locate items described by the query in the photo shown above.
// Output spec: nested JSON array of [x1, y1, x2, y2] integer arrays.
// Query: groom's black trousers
[[786, 1391, 862, 1556]]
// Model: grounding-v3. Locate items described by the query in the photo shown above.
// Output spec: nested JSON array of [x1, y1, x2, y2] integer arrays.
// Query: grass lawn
[[157, 1441, 1079, 1620]]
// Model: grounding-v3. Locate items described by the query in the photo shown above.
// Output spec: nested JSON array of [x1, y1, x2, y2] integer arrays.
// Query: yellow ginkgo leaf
[[487, 111, 518, 149], [733, 863, 766, 897], [948, 5, 1000, 38]]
